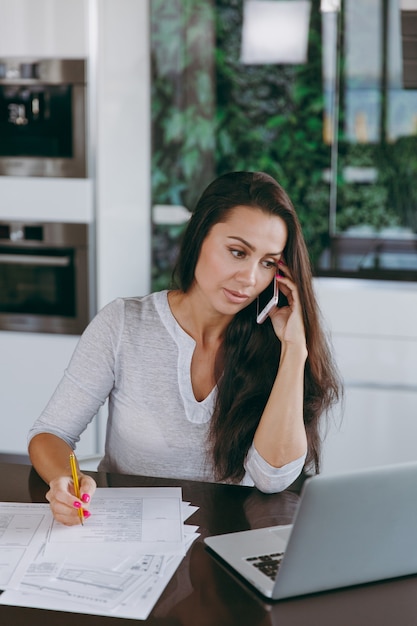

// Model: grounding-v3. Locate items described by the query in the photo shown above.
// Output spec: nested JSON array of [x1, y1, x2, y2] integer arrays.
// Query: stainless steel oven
[[0, 58, 86, 178], [0, 221, 91, 334]]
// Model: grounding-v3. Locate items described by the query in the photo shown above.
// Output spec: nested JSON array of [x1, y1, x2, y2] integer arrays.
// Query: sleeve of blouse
[[243, 443, 306, 493], [27, 298, 125, 450]]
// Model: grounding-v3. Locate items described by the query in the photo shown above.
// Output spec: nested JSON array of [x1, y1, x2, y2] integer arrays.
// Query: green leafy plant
[[151, 0, 417, 288]]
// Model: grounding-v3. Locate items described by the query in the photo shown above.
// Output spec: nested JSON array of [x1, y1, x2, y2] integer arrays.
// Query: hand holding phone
[[256, 274, 279, 324]]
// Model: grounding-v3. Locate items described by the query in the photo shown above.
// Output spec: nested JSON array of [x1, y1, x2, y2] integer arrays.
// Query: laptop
[[204, 461, 417, 600]]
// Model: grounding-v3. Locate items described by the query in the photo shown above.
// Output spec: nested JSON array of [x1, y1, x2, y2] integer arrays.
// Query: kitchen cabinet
[[0, 332, 97, 458], [0, 0, 88, 57], [314, 278, 417, 474], [0, 0, 150, 462]]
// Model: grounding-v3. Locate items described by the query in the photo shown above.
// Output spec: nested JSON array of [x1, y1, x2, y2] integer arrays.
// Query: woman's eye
[[230, 249, 246, 258], [262, 259, 278, 269]]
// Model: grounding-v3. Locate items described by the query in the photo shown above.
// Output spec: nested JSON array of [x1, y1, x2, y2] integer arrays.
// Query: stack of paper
[[0, 487, 199, 620]]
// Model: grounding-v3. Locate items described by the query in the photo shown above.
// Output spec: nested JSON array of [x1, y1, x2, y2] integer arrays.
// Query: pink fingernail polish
[[81, 493, 90, 503], [83, 510, 91, 518], [73, 501, 81, 508]]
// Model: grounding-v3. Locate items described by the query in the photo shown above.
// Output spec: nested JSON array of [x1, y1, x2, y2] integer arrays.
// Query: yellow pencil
[[69, 453, 84, 525]]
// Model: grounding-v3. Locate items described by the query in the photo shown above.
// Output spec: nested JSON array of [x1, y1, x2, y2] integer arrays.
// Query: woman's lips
[[223, 288, 250, 304]]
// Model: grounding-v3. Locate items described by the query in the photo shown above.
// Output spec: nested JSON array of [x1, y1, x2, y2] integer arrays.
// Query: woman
[[28, 171, 341, 525]]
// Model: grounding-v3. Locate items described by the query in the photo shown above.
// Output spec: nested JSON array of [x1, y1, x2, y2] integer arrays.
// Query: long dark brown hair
[[173, 171, 341, 482]]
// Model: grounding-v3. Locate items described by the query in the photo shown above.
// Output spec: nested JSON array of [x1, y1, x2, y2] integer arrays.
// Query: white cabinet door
[[321, 386, 417, 474], [315, 277, 417, 474], [0, 0, 88, 57], [0, 332, 97, 458]]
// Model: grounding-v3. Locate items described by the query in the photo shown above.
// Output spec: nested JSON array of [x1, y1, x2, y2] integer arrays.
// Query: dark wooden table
[[1, 462, 417, 626]]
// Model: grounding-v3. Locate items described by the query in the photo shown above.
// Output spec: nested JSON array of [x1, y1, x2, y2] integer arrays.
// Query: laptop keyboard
[[246, 552, 284, 580]]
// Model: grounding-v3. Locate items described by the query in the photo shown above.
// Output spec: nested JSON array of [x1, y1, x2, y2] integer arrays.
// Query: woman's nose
[[236, 264, 257, 286]]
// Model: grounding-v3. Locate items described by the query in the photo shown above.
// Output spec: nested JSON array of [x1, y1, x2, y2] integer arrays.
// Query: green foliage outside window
[[151, 0, 417, 289], [151, 0, 329, 289]]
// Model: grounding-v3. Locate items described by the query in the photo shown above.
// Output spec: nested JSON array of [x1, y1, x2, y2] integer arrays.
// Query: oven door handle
[[0, 253, 71, 267]]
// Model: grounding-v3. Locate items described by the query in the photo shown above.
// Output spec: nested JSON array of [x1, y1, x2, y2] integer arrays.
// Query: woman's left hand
[[268, 262, 306, 349]]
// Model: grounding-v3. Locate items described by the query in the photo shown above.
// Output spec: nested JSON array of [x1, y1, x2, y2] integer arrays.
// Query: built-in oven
[[0, 221, 91, 334], [0, 58, 87, 178]]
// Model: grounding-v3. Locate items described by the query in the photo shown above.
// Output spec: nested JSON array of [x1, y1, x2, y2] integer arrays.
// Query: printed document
[[0, 487, 199, 620]]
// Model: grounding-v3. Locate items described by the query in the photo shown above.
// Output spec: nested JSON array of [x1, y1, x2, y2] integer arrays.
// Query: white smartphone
[[256, 275, 279, 324]]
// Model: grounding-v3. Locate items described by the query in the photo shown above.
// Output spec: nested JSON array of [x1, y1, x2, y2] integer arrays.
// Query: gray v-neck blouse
[[28, 291, 305, 491]]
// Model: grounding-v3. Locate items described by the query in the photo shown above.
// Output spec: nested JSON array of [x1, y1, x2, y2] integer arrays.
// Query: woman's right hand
[[46, 473, 97, 525]]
